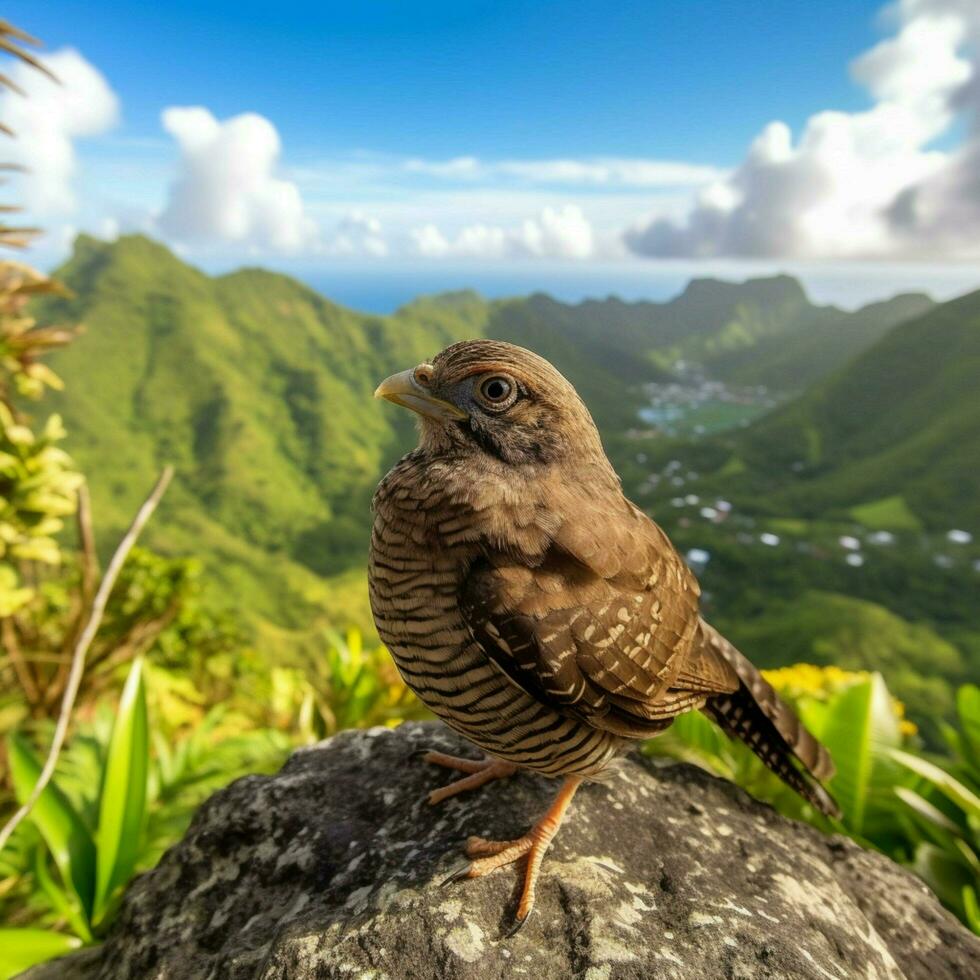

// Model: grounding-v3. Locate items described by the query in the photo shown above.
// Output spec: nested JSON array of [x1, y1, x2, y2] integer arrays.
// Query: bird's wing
[[460, 494, 737, 738]]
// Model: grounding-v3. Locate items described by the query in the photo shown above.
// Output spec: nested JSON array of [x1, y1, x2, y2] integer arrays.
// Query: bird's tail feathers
[[699, 622, 840, 819]]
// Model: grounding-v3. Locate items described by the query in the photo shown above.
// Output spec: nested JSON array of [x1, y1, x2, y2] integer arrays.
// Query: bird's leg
[[421, 750, 518, 805], [449, 775, 582, 928]]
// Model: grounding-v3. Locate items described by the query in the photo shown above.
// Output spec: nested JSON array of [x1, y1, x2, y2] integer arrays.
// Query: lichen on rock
[[24, 721, 980, 979]]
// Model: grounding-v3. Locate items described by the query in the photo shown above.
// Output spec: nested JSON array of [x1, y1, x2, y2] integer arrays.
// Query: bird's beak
[[374, 367, 468, 421]]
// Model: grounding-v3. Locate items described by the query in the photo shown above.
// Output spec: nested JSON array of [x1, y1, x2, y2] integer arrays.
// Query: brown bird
[[369, 340, 837, 930]]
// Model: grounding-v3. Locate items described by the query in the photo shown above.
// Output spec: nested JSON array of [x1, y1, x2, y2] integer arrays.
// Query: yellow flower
[[762, 663, 916, 736]]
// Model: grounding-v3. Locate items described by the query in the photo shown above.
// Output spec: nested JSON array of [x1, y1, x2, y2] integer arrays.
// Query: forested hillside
[[683, 288, 980, 531], [38, 234, 938, 650], [749, 289, 980, 529], [624, 289, 980, 732]]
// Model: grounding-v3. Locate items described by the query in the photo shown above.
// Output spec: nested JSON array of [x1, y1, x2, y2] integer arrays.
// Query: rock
[[26, 721, 980, 980]]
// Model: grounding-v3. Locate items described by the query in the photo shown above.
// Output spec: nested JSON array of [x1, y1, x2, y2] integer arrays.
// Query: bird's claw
[[440, 859, 473, 887], [439, 858, 534, 936]]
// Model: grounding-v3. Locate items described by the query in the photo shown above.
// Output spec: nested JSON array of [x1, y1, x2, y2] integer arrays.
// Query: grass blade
[[891, 748, 980, 821], [0, 929, 82, 980], [93, 657, 149, 927], [6, 732, 96, 918]]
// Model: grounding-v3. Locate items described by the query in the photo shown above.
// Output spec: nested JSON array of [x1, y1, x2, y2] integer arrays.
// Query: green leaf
[[644, 710, 738, 780], [894, 786, 962, 837], [963, 884, 980, 936], [957, 685, 980, 773], [819, 673, 902, 837], [0, 929, 82, 980], [7, 732, 96, 918], [33, 845, 93, 943], [93, 657, 149, 928], [890, 748, 980, 821], [913, 842, 974, 911]]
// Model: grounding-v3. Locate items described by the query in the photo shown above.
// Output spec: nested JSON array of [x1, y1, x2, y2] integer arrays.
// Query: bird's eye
[[479, 375, 514, 406]]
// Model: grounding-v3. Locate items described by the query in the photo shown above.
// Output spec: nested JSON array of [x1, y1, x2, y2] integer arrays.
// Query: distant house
[[685, 548, 711, 570]]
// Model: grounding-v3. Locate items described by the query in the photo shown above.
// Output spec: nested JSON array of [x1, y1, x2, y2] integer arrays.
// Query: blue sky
[[6, 0, 980, 309], [11, 0, 886, 161]]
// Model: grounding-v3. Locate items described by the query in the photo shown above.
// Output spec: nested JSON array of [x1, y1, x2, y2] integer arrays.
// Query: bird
[[369, 339, 838, 931]]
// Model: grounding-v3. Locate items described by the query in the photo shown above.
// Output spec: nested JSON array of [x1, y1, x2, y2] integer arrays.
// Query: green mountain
[[491, 275, 932, 391], [624, 285, 980, 731], [715, 288, 980, 530], [40, 236, 480, 639], [707, 291, 933, 389], [35, 234, 937, 644], [716, 589, 965, 726]]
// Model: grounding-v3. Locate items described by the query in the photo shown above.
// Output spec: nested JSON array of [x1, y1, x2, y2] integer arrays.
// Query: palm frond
[[0, 20, 57, 248]]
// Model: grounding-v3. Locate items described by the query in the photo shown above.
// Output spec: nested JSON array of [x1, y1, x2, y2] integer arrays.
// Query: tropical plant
[[0, 19, 54, 249], [645, 666, 980, 933], [0, 262, 80, 629], [0, 657, 292, 977], [891, 684, 980, 934], [1, 657, 149, 969], [266, 627, 423, 742]]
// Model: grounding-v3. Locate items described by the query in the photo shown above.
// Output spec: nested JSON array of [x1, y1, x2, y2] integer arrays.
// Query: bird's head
[[375, 340, 606, 467]]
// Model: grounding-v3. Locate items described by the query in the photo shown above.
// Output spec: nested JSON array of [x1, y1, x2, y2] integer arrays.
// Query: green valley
[[31, 234, 977, 724]]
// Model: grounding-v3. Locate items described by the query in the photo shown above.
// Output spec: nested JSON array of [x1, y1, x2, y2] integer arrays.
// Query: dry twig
[[0, 466, 174, 855]]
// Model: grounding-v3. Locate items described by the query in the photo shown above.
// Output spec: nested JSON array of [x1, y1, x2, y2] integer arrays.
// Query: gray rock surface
[[25, 721, 980, 980]]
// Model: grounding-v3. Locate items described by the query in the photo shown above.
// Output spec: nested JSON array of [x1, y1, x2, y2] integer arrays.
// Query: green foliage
[[34, 236, 932, 641], [712, 590, 963, 738], [0, 658, 293, 959], [646, 668, 979, 933], [264, 628, 425, 742], [849, 495, 922, 531], [0, 263, 81, 616], [707, 290, 980, 530], [5, 658, 149, 944], [7, 732, 96, 939], [819, 673, 907, 845], [891, 685, 980, 933], [93, 658, 148, 925], [0, 929, 81, 980], [0, 545, 243, 732]]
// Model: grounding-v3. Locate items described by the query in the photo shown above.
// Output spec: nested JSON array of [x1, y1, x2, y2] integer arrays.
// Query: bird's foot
[[441, 775, 582, 932], [420, 750, 518, 805]]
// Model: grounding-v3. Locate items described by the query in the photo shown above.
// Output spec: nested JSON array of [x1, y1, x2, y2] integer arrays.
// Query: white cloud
[[0, 48, 119, 216], [158, 107, 317, 252], [519, 205, 595, 258], [626, 0, 980, 259], [404, 155, 483, 180], [411, 205, 595, 260], [411, 223, 451, 257], [326, 211, 388, 257], [404, 155, 723, 188]]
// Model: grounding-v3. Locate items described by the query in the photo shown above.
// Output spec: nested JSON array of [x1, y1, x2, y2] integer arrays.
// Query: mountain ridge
[[34, 233, 940, 639], [668, 287, 980, 530]]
